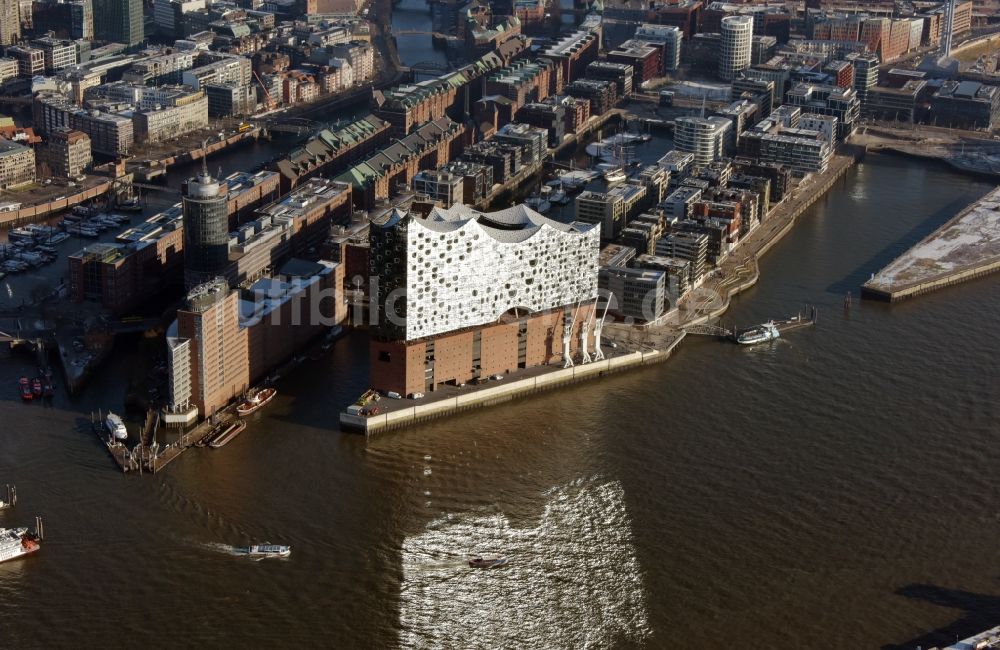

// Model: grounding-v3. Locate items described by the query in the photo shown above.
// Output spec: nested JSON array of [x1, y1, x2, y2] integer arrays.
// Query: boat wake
[[399, 477, 650, 648], [200, 542, 245, 556]]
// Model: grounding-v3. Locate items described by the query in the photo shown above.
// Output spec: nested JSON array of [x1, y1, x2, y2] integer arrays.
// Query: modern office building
[[9, 46, 44, 77], [607, 39, 661, 89], [517, 102, 566, 147], [932, 81, 1000, 130], [0, 140, 35, 189], [634, 24, 682, 72], [133, 92, 209, 144], [719, 15, 753, 81], [412, 169, 465, 207], [585, 61, 634, 97], [31, 37, 78, 73], [565, 79, 617, 116], [0, 0, 20, 45], [866, 80, 926, 123], [674, 116, 732, 168], [655, 231, 708, 283], [575, 184, 646, 240], [784, 83, 860, 138], [182, 171, 230, 289], [93, 0, 144, 47], [846, 52, 878, 110], [492, 122, 547, 163], [368, 204, 600, 397], [166, 278, 249, 422], [758, 130, 831, 174], [598, 265, 665, 322]]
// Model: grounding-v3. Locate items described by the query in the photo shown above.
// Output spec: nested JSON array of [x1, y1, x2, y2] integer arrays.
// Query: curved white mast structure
[[562, 303, 579, 369], [579, 307, 592, 365], [592, 299, 611, 362]]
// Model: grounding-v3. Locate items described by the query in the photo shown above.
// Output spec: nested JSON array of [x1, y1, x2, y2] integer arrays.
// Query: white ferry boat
[[736, 322, 781, 345], [237, 544, 291, 558], [105, 412, 128, 441]]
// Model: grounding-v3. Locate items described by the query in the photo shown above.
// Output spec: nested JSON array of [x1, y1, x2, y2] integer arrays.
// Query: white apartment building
[[719, 15, 753, 81]]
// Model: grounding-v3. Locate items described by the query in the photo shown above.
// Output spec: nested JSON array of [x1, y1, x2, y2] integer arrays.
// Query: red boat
[[18, 377, 32, 401], [31, 379, 42, 397], [235, 387, 277, 417]]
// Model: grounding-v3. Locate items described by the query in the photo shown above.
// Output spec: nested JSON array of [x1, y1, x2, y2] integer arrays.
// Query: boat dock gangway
[[682, 324, 733, 338]]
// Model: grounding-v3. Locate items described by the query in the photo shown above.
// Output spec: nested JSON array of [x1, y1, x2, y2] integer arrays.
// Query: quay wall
[[134, 128, 260, 179], [341, 335, 684, 435], [861, 252, 1000, 303], [0, 181, 113, 229]]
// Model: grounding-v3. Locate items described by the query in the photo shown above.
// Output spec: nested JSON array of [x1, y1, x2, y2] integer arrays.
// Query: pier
[[861, 185, 1000, 302], [684, 307, 817, 340], [89, 408, 231, 474]]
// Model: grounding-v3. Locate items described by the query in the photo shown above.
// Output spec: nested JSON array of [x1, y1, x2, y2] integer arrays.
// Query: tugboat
[[236, 544, 291, 558], [18, 377, 32, 401], [468, 556, 508, 569], [736, 321, 781, 345], [31, 378, 42, 397], [42, 380, 55, 398], [236, 387, 277, 416]]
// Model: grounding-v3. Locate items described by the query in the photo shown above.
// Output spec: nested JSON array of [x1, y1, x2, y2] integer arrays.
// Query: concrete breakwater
[[862, 185, 1000, 302]]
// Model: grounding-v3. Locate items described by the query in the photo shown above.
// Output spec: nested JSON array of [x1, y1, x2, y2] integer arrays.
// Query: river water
[[3, 8, 1000, 648], [2, 150, 999, 649]]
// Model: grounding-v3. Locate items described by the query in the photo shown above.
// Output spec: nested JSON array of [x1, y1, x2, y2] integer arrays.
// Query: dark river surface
[[2, 8, 1000, 649], [2, 148, 999, 650]]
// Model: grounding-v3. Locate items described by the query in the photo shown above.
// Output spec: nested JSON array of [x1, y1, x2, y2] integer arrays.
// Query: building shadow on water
[[883, 582, 1000, 650], [827, 194, 984, 297]]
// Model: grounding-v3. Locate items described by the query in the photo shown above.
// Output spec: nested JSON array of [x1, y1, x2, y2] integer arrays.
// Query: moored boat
[[603, 168, 627, 184], [236, 387, 277, 416], [18, 377, 31, 401], [524, 196, 551, 214], [208, 420, 247, 449], [105, 412, 128, 441], [31, 379, 42, 397], [736, 321, 781, 345], [0, 527, 40, 564]]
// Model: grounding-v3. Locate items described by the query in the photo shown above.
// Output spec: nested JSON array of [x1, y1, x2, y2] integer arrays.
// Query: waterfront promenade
[[677, 150, 859, 327]]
